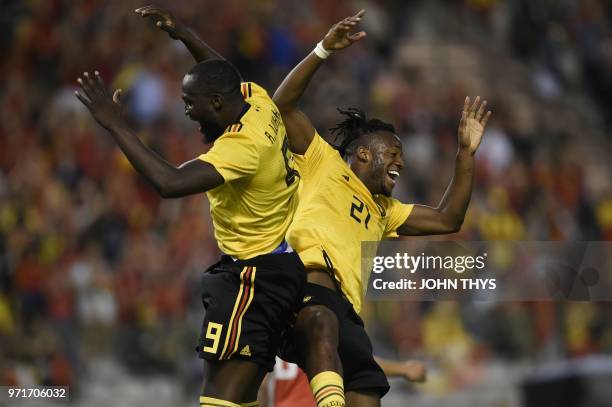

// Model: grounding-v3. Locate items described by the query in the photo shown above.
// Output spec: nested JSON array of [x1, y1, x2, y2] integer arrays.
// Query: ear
[[356, 146, 370, 163], [211, 94, 222, 110]]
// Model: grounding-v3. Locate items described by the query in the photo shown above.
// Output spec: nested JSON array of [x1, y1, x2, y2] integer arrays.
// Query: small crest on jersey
[[342, 175, 350, 182], [303, 296, 312, 303], [240, 345, 252, 356]]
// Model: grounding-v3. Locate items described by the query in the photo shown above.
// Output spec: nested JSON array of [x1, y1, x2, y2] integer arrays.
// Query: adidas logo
[[342, 175, 349, 181], [240, 345, 251, 356]]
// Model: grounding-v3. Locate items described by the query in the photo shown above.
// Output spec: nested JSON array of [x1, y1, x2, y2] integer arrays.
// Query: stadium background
[[1, 0, 611, 405]]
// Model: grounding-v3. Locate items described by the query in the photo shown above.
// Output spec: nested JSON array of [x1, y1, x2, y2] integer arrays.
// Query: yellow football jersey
[[287, 132, 413, 313], [199, 82, 299, 260]]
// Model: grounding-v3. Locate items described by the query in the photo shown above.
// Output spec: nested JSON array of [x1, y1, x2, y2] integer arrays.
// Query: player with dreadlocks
[[273, 10, 491, 407]]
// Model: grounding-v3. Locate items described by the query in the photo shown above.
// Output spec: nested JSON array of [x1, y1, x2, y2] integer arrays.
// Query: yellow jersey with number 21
[[287, 132, 413, 314]]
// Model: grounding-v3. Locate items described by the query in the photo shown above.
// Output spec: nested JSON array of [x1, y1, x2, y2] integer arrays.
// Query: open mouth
[[387, 170, 400, 185]]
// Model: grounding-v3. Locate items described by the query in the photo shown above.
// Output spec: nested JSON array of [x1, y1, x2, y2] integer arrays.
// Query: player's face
[[367, 131, 404, 196], [181, 75, 224, 143]]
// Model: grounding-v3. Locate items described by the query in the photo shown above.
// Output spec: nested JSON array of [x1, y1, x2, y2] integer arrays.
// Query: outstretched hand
[[75, 71, 125, 131], [135, 5, 184, 39], [458, 96, 491, 154], [322, 10, 367, 51]]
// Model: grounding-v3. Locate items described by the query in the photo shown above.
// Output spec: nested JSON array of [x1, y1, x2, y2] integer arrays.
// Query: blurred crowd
[[1, 0, 611, 399]]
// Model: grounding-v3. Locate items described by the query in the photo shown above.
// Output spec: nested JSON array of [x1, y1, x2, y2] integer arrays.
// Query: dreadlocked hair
[[329, 108, 396, 158]]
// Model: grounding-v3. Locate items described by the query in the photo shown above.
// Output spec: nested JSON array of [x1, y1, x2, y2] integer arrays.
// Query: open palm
[[322, 10, 367, 51], [458, 96, 491, 154]]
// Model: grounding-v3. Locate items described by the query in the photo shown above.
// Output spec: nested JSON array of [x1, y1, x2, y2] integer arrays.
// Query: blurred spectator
[[1, 0, 611, 402]]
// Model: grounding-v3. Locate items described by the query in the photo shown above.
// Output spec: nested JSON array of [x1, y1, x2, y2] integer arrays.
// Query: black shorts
[[289, 283, 390, 398], [196, 251, 305, 372]]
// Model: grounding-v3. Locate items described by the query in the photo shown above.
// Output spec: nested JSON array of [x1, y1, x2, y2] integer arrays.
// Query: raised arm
[[135, 5, 224, 63], [75, 71, 223, 198], [397, 97, 491, 235], [273, 10, 366, 154]]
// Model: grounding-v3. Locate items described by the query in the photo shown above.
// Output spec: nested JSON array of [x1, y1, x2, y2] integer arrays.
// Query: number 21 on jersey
[[350, 195, 371, 229]]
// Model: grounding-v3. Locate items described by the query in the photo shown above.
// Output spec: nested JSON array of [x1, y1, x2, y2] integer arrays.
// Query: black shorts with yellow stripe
[[196, 252, 306, 372]]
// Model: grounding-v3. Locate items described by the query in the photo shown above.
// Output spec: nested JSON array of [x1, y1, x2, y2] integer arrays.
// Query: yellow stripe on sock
[[310, 371, 345, 407]]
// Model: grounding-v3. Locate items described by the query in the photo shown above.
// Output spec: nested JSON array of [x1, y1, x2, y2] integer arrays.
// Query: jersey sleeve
[[198, 132, 259, 182], [292, 131, 335, 178], [382, 198, 414, 238]]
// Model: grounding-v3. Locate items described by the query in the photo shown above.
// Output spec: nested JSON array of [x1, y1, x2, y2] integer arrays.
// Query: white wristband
[[313, 41, 332, 59]]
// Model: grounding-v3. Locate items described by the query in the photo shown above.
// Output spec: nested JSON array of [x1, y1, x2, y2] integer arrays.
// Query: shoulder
[[237, 84, 285, 147], [374, 195, 405, 216], [219, 105, 267, 147], [212, 123, 257, 152], [241, 82, 271, 102], [299, 130, 340, 159]]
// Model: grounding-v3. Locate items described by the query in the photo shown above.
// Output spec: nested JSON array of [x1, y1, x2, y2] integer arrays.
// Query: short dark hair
[[187, 59, 242, 96], [329, 108, 396, 158]]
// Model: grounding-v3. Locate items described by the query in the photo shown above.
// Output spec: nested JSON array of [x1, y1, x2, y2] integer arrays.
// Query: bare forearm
[[437, 148, 475, 228], [75, 66, 222, 197], [397, 142, 477, 236], [107, 124, 179, 195], [273, 52, 324, 111], [274, 9, 366, 110], [398, 95, 488, 236], [175, 27, 224, 62]]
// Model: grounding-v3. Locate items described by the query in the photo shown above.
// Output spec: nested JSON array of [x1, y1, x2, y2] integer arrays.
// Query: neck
[[220, 99, 248, 128], [349, 161, 377, 195]]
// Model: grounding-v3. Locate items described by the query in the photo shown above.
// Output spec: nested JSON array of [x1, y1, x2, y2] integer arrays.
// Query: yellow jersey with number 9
[[198, 82, 299, 260], [287, 132, 413, 313]]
